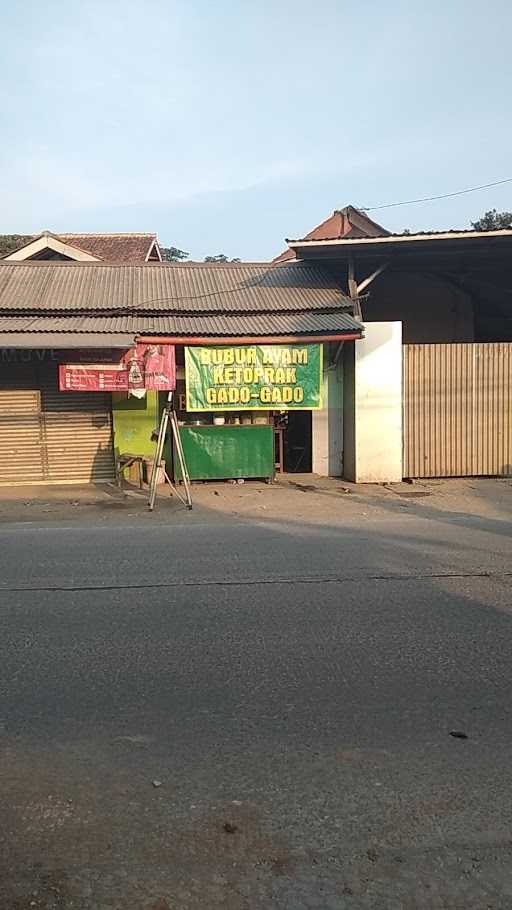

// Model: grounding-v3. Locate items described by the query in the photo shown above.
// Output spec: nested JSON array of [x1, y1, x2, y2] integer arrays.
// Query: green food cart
[[174, 424, 274, 482], [173, 342, 323, 483]]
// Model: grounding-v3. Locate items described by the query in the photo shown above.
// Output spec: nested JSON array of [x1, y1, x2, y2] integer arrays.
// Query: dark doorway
[[283, 410, 312, 472]]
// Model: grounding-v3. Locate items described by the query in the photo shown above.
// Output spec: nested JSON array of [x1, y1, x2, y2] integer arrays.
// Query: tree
[[160, 246, 189, 261], [471, 209, 512, 231], [204, 253, 241, 263], [0, 234, 33, 257]]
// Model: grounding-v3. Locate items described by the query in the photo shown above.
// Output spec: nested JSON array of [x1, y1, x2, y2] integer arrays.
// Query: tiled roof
[[1, 232, 160, 262], [57, 233, 159, 261], [274, 205, 389, 261]]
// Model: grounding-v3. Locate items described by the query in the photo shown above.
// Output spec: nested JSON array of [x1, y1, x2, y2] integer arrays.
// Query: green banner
[[185, 344, 323, 411]]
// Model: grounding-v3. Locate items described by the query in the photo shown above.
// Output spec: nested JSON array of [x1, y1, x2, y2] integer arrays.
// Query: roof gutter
[[136, 333, 362, 345]]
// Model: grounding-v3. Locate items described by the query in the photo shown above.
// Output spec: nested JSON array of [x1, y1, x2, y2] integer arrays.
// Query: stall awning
[[0, 311, 363, 348], [0, 259, 363, 348], [0, 331, 136, 348]]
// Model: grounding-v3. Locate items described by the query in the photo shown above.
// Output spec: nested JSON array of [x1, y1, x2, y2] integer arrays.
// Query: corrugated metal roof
[[287, 227, 512, 243], [0, 261, 351, 313], [0, 332, 136, 348], [0, 310, 361, 337]]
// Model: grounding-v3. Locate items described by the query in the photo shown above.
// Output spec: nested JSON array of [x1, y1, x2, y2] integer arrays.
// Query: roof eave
[[3, 234, 99, 262], [145, 238, 162, 262], [0, 332, 136, 348], [288, 228, 512, 250], [136, 332, 363, 345]]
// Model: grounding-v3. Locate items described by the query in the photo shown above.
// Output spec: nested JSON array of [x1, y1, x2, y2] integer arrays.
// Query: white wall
[[312, 355, 343, 476], [343, 322, 402, 483]]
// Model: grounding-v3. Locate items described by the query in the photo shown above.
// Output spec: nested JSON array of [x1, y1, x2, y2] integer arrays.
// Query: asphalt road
[[1, 504, 512, 909]]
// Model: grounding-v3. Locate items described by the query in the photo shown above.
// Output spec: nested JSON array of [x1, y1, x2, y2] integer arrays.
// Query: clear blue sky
[[2, 0, 511, 260]]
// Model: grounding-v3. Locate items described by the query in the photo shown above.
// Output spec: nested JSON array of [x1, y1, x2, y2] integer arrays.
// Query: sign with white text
[[59, 344, 176, 393]]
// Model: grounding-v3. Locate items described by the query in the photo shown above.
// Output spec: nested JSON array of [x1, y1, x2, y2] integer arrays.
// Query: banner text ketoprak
[[185, 344, 322, 410]]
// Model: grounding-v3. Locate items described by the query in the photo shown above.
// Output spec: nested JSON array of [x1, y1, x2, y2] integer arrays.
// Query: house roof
[[286, 227, 512, 265], [2, 232, 161, 262], [0, 260, 362, 345], [0, 310, 360, 342], [0, 261, 353, 312], [58, 233, 161, 261], [287, 227, 512, 246], [274, 205, 389, 262]]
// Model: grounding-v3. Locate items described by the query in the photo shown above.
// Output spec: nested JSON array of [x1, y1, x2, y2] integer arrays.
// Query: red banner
[[59, 364, 129, 392], [59, 344, 176, 392]]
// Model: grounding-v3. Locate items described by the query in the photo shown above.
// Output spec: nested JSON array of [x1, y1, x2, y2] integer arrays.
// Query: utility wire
[[6, 261, 349, 313], [360, 177, 512, 212], [10, 178, 512, 311], [95, 261, 296, 310]]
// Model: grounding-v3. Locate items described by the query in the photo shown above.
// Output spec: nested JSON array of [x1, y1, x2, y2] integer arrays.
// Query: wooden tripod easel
[[148, 391, 192, 512]]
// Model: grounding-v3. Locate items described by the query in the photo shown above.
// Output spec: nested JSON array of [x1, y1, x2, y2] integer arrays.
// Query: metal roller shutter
[[0, 389, 46, 482], [0, 356, 115, 484], [42, 385, 115, 482]]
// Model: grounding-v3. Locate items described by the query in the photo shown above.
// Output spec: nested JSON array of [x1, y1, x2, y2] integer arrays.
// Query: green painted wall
[[112, 391, 159, 458]]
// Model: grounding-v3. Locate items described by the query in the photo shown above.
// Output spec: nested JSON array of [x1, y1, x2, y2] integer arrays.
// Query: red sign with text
[[59, 365, 129, 391], [59, 344, 176, 393]]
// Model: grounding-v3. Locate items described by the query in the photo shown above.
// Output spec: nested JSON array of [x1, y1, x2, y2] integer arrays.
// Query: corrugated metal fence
[[403, 343, 512, 478]]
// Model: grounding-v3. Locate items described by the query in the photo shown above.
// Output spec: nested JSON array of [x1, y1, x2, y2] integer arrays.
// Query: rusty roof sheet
[[0, 261, 352, 314], [0, 309, 362, 338]]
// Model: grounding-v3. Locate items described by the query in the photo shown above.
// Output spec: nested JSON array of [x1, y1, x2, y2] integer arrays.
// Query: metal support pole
[[348, 256, 362, 321], [148, 392, 170, 512], [169, 408, 192, 510], [148, 391, 193, 512]]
